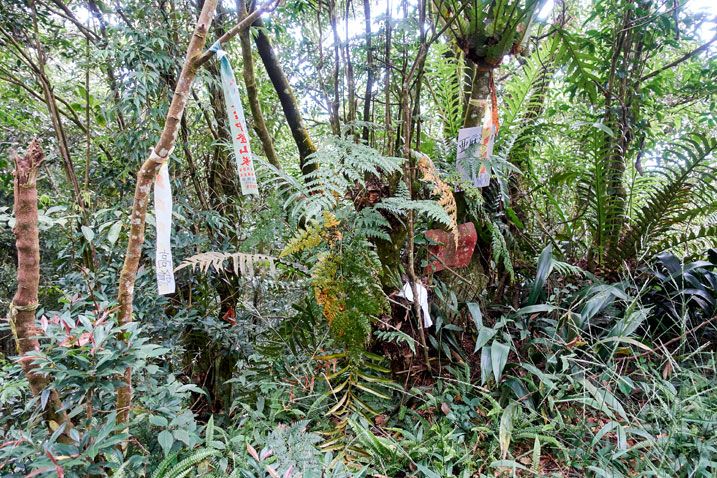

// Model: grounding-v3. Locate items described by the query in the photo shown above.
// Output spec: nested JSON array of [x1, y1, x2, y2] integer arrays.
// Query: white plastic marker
[[457, 98, 496, 188], [399, 282, 433, 328], [153, 150, 176, 295], [209, 41, 259, 195]]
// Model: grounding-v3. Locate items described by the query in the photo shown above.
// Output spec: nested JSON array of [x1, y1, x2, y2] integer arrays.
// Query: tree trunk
[[115, 0, 220, 430], [238, 0, 281, 169], [252, 17, 318, 179], [361, 0, 374, 143], [10, 140, 73, 441]]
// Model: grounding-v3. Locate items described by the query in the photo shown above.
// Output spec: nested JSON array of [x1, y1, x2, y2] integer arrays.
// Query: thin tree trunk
[[384, 0, 393, 156], [329, 0, 343, 133], [344, 0, 357, 136], [252, 17, 318, 178], [361, 0, 374, 143], [10, 140, 73, 442], [316, 0, 341, 135], [237, 0, 281, 169], [86, 0, 127, 131], [115, 0, 220, 429], [30, 2, 98, 270]]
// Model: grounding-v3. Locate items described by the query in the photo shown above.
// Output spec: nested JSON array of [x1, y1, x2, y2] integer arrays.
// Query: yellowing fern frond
[[280, 223, 324, 258], [418, 155, 459, 245]]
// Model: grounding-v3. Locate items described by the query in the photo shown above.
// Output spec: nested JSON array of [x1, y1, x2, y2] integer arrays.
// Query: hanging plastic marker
[[153, 150, 176, 295], [209, 41, 259, 195], [457, 70, 500, 188]]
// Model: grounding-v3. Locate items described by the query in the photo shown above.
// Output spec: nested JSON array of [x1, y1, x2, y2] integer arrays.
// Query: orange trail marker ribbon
[[153, 149, 176, 295], [209, 41, 259, 196]]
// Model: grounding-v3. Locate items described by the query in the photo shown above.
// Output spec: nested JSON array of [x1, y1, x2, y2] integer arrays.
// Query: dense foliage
[[1, 0, 715, 476]]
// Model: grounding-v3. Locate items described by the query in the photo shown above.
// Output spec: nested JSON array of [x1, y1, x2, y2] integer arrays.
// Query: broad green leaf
[[499, 402, 517, 458], [474, 327, 497, 352], [107, 221, 122, 245], [81, 225, 95, 242], [491, 341, 510, 383], [149, 415, 168, 427], [466, 302, 483, 330], [158, 430, 173, 456]]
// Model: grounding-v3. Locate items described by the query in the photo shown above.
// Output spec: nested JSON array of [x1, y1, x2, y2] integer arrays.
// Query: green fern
[[373, 329, 417, 354], [376, 197, 455, 230], [151, 450, 182, 478], [425, 42, 464, 140], [614, 134, 717, 265], [554, 28, 600, 102], [160, 449, 221, 478], [258, 136, 404, 225]]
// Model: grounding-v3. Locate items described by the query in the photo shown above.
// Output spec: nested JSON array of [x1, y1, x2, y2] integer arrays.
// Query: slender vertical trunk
[[115, 0, 220, 429], [402, 0, 431, 370], [361, 0, 374, 143], [329, 0, 343, 132], [316, 1, 341, 135], [344, 0, 357, 136], [30, 2, 98, 270], [252, 17, 318, 178], [384, 0, 393, 155], [86, 0, 127, 131], [237, 0, 281, 169], [10, 140, 73, 441]]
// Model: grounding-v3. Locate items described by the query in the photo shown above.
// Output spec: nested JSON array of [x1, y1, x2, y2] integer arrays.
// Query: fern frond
[[175, 251, 277, 278], [376, 197, 454, 231], [354, 208, 391, 241], [554, 28, 600, 102], [163, 449, 221, 478], [373, 329, 417, 354], [151, 450, 182, 478], [417, 154, 458, 243], [258, 137, 404, 225], [615, 133, 717, 264]]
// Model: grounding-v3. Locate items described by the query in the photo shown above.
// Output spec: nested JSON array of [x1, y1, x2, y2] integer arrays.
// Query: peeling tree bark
[[10, 140, 73, 441]]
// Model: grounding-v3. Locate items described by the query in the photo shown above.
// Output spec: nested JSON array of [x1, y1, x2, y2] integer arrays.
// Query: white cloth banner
[[399, 282, 433, 328], [210, 41, 259, 195], [154, 158, 176, 295]]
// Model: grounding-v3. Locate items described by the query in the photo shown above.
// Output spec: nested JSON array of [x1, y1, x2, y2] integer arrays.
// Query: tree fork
[[113, 0, 276, 432], [115, 0, 220, 430]]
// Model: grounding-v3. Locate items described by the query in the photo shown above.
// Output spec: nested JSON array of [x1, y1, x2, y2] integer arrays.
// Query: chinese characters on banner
[[154, 158, 176, 295], [211, 41, 259, 196], [456, 99, 497, 188]]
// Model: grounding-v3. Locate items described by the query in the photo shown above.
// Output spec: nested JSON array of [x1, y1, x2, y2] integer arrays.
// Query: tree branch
[[640, 33, 717, 82]]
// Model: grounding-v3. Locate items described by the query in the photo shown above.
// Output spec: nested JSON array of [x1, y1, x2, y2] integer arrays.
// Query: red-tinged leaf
[[24, 467, 53, 478], [247, 443, 260, 462], [40, 315, 48, 332], [76, 332, 92, 347], [265, 465, 280, 478], [15, 355, 44, 363], [260, 448, 273, 461], [284, 465, 293, 478]]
